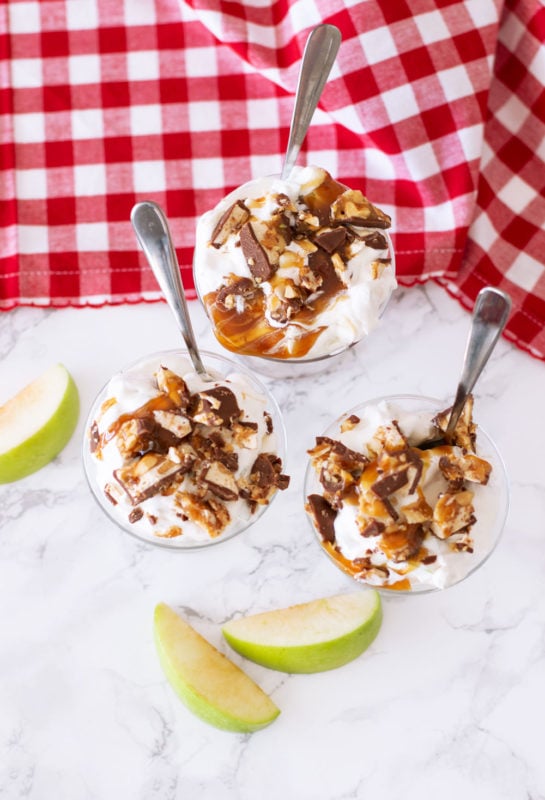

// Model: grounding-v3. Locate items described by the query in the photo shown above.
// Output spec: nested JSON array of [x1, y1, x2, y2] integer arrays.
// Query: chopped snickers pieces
[[331, 189, 391, 229], [305, 494, 337, 544], [93, 365, 289, 540], [306, 400, 493, 588], [210, 201, 250, 249]]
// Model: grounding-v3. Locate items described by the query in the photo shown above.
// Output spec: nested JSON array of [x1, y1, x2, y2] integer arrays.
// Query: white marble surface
[[1, 283, 544, 800]]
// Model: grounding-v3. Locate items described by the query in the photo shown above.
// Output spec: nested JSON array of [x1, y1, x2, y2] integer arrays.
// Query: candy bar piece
[[153, 410, 192, 440], [450, 529, 474, 553], [440, 453, 491, 485], [189, 431, 238, 472], [240, 222, 275, 281], [267, 281, 306, 324], [433, 395, 477, 452], [156, 366, 191, 409], [114, 452, 193, 505], [367, 421, 408, 456], [402, 488, 434, 524], [306, 494, 337, 543], [210, 201, 250, 249], [216, 277, 257, 311], [331, 190, 391, 229], [432, 489, 475, 539], [116, 415, 181, 459], [352, 558, 389, 583], [359, 519, 385, 538], [190, 385, 241, 427], [340, 414, 360, 432], [377, 448, 423, 495], [381, 523, 425, 563], [312, 227, 347, 254], [238, 453, 290, 504], [231, 420, 259, 449], [201, 460, 239, 501], [371, 468, 409, 499], [310, 436, 369, 472], [175, 491, 230, 537], [361, 231, 388, 250]]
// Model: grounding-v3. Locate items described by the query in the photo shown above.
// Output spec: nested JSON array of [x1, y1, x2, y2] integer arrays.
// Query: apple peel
[[154, 603, 280, 733], [0, 363, 79, 484], [222, 591, 382, 673]]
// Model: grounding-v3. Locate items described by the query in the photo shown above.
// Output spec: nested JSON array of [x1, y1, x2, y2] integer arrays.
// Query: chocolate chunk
[[264, 412, 273, 435], [116, 415, 180, 458], [422, 554, 437, 565], [306, 494, 337, 543], [216, 277, 256, 310], [128, 507, 144, 523], [372, 469, 409, 498], [360, 519, 385, 537], [210, 201, 250, 248], [313, 227, 347, 254], [190, 385, 241, 427], [307, 248, 344, 297], [240, 222, 274, 281], [361, 231, 388, 250], [249, 453, 276, 488]]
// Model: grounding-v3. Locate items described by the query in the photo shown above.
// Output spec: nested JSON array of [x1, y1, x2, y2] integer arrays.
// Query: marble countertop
[[1, 283, 544, 800]]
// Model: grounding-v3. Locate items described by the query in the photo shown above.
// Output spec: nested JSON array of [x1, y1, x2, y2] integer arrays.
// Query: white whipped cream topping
[[88, 354, 280, 546], [317, 400, 502, 590], [194, 165, 397, 360]]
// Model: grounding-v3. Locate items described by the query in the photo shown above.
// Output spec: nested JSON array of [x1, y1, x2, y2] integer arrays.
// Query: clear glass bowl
[[83, 349, 287, 550], [304, 394, 509, 595], [192, 172, 396, 379]]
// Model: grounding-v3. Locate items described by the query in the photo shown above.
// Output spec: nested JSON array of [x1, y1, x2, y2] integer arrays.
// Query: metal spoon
[[131, 200, 212, 381], [420, 286, 512, 449], [281, 24, 341, 180]]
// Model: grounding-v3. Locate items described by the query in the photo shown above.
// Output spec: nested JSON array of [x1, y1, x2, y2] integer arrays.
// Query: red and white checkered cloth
[[1, 0, 545, 360]]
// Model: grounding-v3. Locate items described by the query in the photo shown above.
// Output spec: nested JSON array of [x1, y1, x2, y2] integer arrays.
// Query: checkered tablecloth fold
[[1, 0, 544, 360]]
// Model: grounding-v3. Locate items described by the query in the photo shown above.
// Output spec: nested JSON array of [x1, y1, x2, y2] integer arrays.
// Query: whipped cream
[[306, 399, 504, 591], [194, 166, 397, 361], [86, 354, 288, 547]]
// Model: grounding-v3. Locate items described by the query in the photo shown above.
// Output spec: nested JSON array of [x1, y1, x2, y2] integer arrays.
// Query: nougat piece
[[432, 490, 475, 539], [175, 491, 231, 538], [155, 366, 191, 409], [114, 452, 193, 505], [210, 200, 250, 248]]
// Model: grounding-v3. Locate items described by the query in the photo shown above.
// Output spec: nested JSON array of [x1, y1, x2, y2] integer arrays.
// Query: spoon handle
[[131, 201, 208, 378], [281, 24, 341, 180], [446, 286, 512, 437]]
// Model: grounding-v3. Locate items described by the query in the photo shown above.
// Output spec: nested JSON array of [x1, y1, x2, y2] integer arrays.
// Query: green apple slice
[[222, 591, 382, 673], [0, 363, 79, 484], [153, 603, 280, 732]]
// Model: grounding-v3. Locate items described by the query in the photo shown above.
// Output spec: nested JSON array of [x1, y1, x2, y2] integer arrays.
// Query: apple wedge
[[222, 591, 382, 673], [0, 364, 79, 484], [153, 603, 280, 732]]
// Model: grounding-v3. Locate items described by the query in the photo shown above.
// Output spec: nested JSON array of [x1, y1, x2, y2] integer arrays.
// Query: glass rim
[[82, 348, 288, 551], [303, 393, 510, 596]]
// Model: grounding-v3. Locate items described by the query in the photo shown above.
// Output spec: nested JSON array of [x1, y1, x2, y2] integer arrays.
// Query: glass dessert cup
[[192, 167, 397, 380], [83, 349, 288, 550], [304, 394, 509, 595]]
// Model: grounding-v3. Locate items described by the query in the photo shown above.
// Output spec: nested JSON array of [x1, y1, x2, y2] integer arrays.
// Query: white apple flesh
[[153, 603, 280, 733], [222, 591, 382, 673], [0, 364, 79, 483]]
